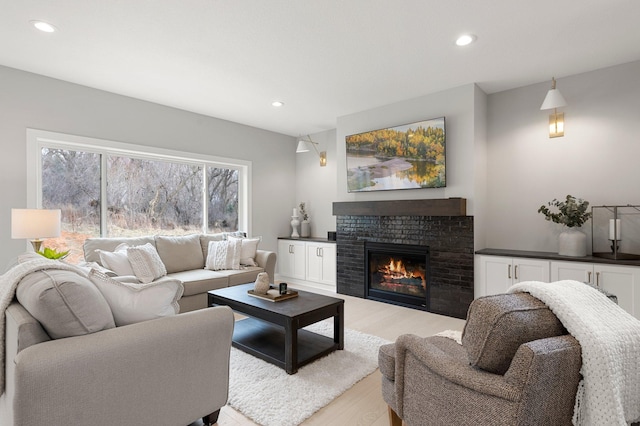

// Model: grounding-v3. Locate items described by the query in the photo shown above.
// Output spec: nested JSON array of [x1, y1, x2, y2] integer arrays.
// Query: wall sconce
[[540, 77, 567, 138], [296, 135, 327, 167], [11, 208, 61, 252]]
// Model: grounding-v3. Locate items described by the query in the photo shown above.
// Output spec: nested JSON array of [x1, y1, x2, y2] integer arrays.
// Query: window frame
[[27, 128, 251, 236]]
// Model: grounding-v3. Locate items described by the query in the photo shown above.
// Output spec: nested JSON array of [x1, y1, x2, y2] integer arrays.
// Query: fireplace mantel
[[333, 198, 466, 217]]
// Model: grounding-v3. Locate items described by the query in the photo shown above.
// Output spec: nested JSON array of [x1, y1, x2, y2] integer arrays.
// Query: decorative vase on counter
[[300, 220, 310, 238], [290, 215, 300, 238], [558, 228, 587, 257]]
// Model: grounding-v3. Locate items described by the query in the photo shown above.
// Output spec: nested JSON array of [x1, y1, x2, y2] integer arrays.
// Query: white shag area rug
[[227, 320, 390, 426]]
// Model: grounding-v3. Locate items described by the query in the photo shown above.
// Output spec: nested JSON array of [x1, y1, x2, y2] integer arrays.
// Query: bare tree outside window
[[41, 148, 101, 263], [40, 146, 241, 263]]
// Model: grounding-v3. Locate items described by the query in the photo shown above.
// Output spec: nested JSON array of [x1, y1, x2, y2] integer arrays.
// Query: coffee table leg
[[335, 303, 344, 350], [285, 318, 298, 374]]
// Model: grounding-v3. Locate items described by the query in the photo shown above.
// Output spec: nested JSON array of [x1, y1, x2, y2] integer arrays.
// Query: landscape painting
[[345, 117, 446, 192]]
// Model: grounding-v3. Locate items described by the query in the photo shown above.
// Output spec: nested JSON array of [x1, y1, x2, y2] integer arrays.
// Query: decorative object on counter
[[538, 195, 591, 257], [279, 282, 287, 294], [290, 214, 300, 238], [327, 231, 336, 241], [299, 202, 310, 238], [253, 272, 270, 295], [591, 205, 640, 260]]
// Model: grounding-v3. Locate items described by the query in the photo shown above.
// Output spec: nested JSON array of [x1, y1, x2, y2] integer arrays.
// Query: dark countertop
[[475, 248, 640, 267], [278, 237, 335, 244]]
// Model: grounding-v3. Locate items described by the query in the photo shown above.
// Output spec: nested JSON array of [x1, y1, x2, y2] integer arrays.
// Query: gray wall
[[485, 60, 640, 253], [0, 65, 296, 265]]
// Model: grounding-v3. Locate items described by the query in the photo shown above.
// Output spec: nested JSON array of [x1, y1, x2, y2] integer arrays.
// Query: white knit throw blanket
[[508, 280, 640, 425], [0, 256, 88, 395]]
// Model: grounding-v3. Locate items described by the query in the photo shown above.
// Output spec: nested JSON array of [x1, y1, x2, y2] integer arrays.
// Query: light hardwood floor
[[207, 284, 465, 426]]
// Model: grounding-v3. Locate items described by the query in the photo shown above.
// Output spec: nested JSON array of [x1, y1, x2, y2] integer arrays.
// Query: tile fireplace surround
[[333, 198, 473, 319]]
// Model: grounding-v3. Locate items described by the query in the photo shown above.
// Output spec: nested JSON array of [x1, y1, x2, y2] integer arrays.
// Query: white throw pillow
[[228, 236, 260, 266], [126, 243, 167, 283], [205, 239, 241, 270], [87, 269, 183, 326], [96, 243, 135, 276]]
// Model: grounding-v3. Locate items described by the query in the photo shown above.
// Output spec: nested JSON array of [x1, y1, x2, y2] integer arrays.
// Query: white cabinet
[[476, 255, 550, 297], [277, 240, 306, 280], [277, 239, 337, 289], [552, 261, 640, 318], [306, 242, 337, 286]]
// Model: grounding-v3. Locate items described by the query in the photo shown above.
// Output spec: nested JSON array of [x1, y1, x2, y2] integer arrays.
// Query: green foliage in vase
[[298, 202, 309, 221], [538, 195, 592, 228], [38, 247, 70, 260]]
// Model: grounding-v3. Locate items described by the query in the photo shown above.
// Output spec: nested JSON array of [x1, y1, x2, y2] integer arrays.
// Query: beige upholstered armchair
[[379, 293, 582, 426]]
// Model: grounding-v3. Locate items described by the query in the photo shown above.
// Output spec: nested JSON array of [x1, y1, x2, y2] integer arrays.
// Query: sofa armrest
[[255, 250, 276, 282], [10, 306, 234, 426], [393, 334, 521, 417]]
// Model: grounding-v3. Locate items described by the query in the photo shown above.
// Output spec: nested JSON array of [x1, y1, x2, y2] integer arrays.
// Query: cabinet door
[[277, 240, 292, 276], [306, 243, 323, 283], [595, 264, 640, 318], [551, 261, 593, 284], [478, 256, 513, 296], [513, 259, 550, 283], [290, 241, 307, 280], [277, 240, 306, 280], [319, 243, 336, 285], [305, 243, 337, 285]]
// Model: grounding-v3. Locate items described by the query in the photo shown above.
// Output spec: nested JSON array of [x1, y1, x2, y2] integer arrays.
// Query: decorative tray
[[247, 287, 299, 302]]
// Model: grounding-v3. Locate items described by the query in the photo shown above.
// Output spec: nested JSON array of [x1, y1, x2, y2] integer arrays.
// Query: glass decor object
[[591, 205, 640, 260]]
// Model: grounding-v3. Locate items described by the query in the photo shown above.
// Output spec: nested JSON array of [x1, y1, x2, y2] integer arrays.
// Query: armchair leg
[[388, 405, 402, 426], [202, 409, 220, 426]]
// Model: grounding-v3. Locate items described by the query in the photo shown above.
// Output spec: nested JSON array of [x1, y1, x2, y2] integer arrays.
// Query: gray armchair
[[379, 293, 582, 426], [1, 302, 234, 426]]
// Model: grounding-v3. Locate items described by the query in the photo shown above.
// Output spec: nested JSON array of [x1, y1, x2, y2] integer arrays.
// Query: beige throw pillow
[[228, 236, 260, 266], [96, 243, 135, 276], [205, 239, 242, 271], [126, 243, 167, 283], [88, 269, 183, 326]]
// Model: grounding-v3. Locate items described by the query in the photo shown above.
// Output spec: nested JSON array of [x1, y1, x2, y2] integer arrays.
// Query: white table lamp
[[11, 208, 61, 252]]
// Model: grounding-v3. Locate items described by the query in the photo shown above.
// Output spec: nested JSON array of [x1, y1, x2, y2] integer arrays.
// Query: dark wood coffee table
[[208, 283, 344, 374]]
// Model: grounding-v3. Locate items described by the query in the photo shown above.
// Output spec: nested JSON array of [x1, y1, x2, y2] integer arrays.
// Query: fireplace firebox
[[365, 241, 429, 310]]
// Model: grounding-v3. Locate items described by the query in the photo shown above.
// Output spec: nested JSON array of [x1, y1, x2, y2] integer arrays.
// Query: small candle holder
[[279, 282, 288, 295]]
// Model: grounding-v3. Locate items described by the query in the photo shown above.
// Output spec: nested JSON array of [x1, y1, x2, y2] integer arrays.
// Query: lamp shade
[[540, 88, 567, 110], [11, 209, 61, 239], [296, 140, 311, 153]]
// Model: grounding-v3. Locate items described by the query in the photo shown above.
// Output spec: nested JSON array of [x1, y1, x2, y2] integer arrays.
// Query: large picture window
[[29, 130, 249, 263]]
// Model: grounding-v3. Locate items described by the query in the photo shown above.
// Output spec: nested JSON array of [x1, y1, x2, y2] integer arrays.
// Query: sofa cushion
[[167, 269, 229, 296], [88, 269, 183, 326], [461, 293, 565, 375], [126, 243, 167, 283], [205, 240, 241, 271], [155, 234, 205, 273], [215, 267, 265, 286], [16, 269, 116, 339], [84, 236, 156, 264]]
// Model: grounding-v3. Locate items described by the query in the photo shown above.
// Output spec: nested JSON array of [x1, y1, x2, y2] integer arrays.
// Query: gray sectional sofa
[[83, 233, 277, 312]]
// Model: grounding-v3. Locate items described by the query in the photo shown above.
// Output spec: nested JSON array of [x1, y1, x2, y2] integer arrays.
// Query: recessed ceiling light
[[271, 101, 284, 107], [456, 34, 476, 46], [30, 20, 57, 33]]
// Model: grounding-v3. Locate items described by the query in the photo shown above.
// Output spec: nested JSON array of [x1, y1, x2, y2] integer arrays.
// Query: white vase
[[290, 216, 300, 238], [300, 221, 310, 238], [558, 228, 587, 257]]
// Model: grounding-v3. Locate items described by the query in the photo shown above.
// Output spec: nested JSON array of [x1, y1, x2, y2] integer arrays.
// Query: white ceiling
[[2, 0, 640, 136]]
